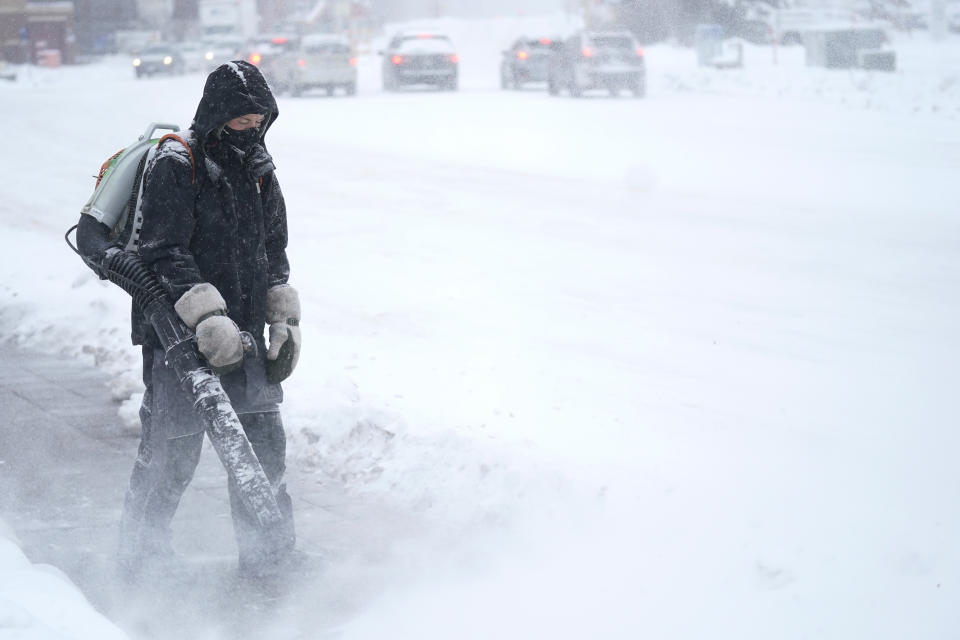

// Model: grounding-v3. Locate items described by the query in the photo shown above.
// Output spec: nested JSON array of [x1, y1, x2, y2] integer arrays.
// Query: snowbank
[[0, 520, 129, 640], [655, 36, 960, 119]]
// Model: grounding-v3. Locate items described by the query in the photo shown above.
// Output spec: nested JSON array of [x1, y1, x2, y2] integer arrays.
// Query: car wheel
[[291, 84, 303, 97], [325, 85, 334, 96], [569, 76, 582, 98], [500, 69, 508, 90], [548, 76, 559, 95], [631, 82, 645, 98], [346, 82, 357, 96]]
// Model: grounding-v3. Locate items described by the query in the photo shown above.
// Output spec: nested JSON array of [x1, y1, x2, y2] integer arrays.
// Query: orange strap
[[158, 133, 196, 184], [95, 149, 124, 187]]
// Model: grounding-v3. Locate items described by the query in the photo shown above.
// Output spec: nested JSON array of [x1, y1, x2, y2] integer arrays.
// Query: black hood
[[191, 60, 278, 147]]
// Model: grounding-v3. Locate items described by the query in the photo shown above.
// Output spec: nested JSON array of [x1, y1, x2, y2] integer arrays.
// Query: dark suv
[[381, 32, 459, 91], [132, 45, 185, 78], [548, 31, 645, 98], [500, 36, 561, 89]]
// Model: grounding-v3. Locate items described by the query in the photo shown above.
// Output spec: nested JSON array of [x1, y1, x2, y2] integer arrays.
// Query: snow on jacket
[[133, 61, 289, 349]]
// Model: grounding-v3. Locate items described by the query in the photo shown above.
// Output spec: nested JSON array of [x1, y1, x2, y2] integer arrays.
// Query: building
[[0, 0, 76, 64]]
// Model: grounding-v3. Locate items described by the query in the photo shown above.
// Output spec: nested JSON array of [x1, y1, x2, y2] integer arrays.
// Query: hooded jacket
[[133, 61, 289, 349]]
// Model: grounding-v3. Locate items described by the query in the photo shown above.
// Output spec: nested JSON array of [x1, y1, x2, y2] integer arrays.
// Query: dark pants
[[119, 347, 295, 569]]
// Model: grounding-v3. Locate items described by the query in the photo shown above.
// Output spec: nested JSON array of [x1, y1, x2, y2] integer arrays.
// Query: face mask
[[223, 127, 260, 153]]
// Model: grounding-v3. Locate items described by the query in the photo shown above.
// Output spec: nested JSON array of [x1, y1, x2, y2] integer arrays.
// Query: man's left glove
[[174, 283, 244, 375], [265, 284, 301, 384]]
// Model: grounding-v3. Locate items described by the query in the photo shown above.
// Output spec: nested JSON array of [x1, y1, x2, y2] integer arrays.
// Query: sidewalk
[[0, 344, 420, 639]]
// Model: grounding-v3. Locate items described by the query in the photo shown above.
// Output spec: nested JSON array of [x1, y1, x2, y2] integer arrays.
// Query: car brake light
[[349, 57, 357, 66], [297, 58, 306, 67], [581, 47, 593, 58], [516, 50, 528, 60], [417, 33, 433, 39], [539, 38, 552, 45], [391, 55, 404, 64], [450, 54, 459, 63], [636, 47, 644, 56], [250, 52, 262, 64], [271, 37, 288, 44]]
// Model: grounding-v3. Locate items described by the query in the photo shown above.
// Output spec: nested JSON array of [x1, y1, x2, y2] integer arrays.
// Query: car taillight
[[297, 59, 306, 67], [581, 47, 594, 58], [391, 55, 404, 65], [636, 47, 644, 56], [539, 38, 552, 45], [349, 57, 357, 66], [516, 50, 529, 60], [450, 54, 459, 63], [250, 52, 262, 65]]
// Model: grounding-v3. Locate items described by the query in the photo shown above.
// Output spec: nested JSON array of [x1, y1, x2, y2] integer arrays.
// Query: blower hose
[[69, 217, 283, 529]]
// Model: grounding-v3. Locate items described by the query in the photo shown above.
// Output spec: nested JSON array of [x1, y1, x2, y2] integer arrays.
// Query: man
[[118, 60, 301, 579]]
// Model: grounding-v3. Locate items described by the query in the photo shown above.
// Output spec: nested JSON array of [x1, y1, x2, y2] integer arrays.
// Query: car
[[132, 45, 186, 78], [548, 30, 645, 98], [380, 31, 459, 91], [202, 37, 245, 72], [176, 41, 209, 73], [0, 60, 15, 82], [500, 36, 561, 89], [949, 7, 960, 33], [244, 34, 298, 81], [270, 33, 358, 96]]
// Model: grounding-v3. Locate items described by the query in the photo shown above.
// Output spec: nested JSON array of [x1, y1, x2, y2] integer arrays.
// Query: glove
[[265, 284, 301, 384], [246, 144, 276, 180], [174, 283, 243, 374]]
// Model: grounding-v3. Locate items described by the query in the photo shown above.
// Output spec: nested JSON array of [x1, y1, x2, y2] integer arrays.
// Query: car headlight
[[163, 56, 173, 65], [133, 58, 141, 66], [205, 51, 214, 60]]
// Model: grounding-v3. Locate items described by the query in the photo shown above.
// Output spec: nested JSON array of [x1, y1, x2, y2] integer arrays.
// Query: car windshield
[[589, 35, 636, 50], [395, 37, 454, 53], [304, 41, 351, 54]]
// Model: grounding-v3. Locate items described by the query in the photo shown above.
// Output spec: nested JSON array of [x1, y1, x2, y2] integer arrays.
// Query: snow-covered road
[[2, 14, 959, 639]]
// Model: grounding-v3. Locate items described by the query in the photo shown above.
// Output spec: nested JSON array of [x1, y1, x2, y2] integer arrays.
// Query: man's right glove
[[265, 284, 301, 384], [174, 283, 243, 375]]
